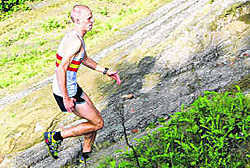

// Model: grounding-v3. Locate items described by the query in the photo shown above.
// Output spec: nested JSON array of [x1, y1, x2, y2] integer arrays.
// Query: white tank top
[[52, 31, 86, 97]]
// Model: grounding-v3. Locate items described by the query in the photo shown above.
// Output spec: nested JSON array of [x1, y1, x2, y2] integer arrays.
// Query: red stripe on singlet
[[56, 53, 62, 60], [67, 67, 78, 72], [56, 54, 81, 72], [71, 60, 81, 65], [56, 53, 81, 65], [56, 53, 80, 72]]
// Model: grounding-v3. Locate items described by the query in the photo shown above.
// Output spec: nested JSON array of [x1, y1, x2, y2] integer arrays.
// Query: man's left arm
[[82, 53, 121, 85], [82, 53, 105, 73]]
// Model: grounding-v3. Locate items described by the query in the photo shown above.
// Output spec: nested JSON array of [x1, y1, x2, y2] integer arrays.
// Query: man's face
[[78, 9, 94, 31]]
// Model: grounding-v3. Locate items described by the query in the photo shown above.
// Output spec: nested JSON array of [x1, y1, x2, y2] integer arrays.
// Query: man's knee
[[94, 118, 104, 131]]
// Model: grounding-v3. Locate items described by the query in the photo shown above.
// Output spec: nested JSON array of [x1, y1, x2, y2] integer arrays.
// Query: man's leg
[[81, 92, 98, 152], [82, 131, 96, 152], [61, 92, 103, 153]]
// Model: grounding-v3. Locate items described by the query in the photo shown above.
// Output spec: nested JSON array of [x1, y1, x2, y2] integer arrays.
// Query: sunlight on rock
[[35, 123, 43, 132], [141, 74, 161, 93]]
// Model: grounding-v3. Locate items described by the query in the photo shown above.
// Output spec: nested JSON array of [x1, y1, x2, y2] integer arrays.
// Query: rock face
[[4, 0, 249, 167]]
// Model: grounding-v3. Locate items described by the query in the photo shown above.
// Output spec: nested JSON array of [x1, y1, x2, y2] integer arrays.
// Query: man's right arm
[[56, 36, 81, 112]]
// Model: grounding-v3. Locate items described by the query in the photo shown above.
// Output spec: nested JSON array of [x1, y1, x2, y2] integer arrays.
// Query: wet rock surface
[[2, 0, 249, 167]]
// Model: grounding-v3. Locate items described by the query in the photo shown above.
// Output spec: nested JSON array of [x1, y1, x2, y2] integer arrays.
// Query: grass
[[238, 14, 250, 24], [209, 1, 250, 32]]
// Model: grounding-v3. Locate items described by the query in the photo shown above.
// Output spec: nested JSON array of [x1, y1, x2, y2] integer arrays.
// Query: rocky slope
[[0, 0, 249, 167]]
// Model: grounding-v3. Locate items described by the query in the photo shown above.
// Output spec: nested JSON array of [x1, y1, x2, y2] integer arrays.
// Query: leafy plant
[[41, 19, 64, 32], [98, 88, 249, 167], [99, 7, 108, 16], [0, 0, 34, 20], [118, 8, 139, 16], [17, 29, 31, 39], [208, 0, 215, 4]]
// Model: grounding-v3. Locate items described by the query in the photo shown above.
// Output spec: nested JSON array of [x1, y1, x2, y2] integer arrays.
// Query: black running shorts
[[53, 84, 86, 112]]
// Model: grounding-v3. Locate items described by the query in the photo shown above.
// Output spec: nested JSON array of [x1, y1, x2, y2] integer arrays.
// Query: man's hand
[[63, 97, 76, 112], [107, 71, 121, 85]]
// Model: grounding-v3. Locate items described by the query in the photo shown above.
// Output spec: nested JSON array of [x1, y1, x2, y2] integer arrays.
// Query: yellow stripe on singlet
[[69, 64, 80, 69], [56, 60, 62, 64], [56, 60, 80, 69]]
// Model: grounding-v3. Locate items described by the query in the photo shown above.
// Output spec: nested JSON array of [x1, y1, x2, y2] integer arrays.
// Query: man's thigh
[[73, 92, 102, 124]]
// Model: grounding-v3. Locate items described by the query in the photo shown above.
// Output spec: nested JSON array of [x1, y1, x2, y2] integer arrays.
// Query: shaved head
[[71, 5, 91, 23]]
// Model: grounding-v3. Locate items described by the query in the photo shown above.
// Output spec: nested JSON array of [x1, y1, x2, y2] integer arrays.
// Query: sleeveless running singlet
[[52, 31, 86, 97]]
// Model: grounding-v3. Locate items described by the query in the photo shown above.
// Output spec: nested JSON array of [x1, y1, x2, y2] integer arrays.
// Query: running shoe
[[44, 131, 62, 159], [79, 151, 91, 165]]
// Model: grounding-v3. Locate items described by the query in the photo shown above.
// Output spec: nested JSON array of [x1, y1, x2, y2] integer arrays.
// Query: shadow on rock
[[99, 56, 156, 105], [95, 56, 157, 144]]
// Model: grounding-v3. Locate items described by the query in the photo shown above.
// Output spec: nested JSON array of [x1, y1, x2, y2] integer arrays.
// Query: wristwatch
[[103, 67, 109, 75]]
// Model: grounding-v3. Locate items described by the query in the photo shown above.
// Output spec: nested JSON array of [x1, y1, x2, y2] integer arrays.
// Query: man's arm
[[56, 36, 81, 112], [82, 53, 121, 85], [83, 52, 109, 73], [82, 53, 105, 73]]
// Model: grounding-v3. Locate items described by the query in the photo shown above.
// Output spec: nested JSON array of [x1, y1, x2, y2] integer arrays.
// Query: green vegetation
[[208, 1, 250, 32], [97, 88, 249, 167], [225, 74, 250, 93], [41, 18, 65, 32], [98, 7, 108, 16], [208, 0, 215, 4], [221, 1, 250, 18], [238, 14, 250, 24], [0, 0, 38, 20]]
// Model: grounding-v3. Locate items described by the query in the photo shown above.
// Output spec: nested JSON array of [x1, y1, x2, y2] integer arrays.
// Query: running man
[[44, 5, 121, 162]]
